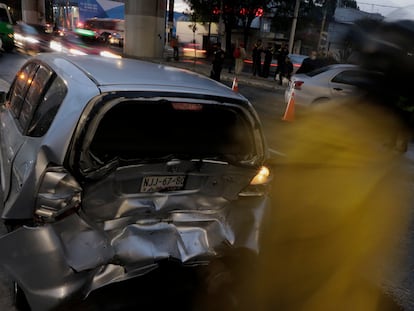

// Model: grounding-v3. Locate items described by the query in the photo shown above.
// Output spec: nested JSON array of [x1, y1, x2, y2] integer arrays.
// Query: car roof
[[34, 54, 246, 100]]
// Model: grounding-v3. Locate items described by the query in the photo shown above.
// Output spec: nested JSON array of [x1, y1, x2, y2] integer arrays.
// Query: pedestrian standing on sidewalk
[[296, 50, 319, 74], [210, 43, 225, 82], [170, 35, 179, 61], [285, 56, 294, 81], [234, 42, 247, 76], [252, 39, 263, 77], [274, 43, 289, 82], [262, 43, 274, 78], [278, 55, 294, 85]]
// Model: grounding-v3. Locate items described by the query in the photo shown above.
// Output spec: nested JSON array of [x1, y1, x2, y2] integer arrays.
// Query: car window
[[332, 70, 364, 85], [27, 76, 67, 137], [8, 62, 38, 119], [19, 65, 53, 131]]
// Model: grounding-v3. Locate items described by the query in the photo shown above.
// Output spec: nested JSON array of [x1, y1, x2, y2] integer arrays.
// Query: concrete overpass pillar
[[21, 0, 45, 24], [124, 0, 166, 59]]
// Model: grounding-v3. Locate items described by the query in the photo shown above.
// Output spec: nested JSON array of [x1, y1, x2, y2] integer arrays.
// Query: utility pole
[[317, 0, 329, 53], [288, 0, 300, 54], [218, 0, 224, 45], [168, 0, 174, 42]]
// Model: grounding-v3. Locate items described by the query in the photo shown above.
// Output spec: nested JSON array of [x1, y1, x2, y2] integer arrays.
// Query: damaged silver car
[[0, 54, 272, 310]]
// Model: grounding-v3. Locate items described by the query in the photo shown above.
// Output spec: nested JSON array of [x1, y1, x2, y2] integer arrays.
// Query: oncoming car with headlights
[[0, 54, 272, 310], [49, 29, 121, 58]]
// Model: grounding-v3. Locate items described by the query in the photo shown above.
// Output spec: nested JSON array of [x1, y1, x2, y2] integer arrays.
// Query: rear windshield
[[85, 100, 257, 169]]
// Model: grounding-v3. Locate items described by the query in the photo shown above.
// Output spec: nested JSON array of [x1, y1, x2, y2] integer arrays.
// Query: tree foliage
[[269, 0, 340, 50], [184, 0, 271, 53], [183, 0, 358, 53]]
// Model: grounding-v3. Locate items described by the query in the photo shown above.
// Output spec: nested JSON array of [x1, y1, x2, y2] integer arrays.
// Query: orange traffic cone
[[232, 76, 239, 92], [282, 93, 295, 121]]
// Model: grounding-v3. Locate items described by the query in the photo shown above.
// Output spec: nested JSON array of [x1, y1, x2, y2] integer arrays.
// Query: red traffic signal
[[255, 8, 264, 17], [213, 7, 220, 15]]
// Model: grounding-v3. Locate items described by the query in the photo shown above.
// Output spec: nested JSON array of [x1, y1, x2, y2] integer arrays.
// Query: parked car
[[284, 64, 382, 107], [13, 22, 52, 54], [49, 29, 121, 58], [0, 54, 272, 310]]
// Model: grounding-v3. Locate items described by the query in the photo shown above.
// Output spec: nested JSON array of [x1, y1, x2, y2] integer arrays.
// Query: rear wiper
[[84, 157, 120, 179], [119, 154, 190, 164]]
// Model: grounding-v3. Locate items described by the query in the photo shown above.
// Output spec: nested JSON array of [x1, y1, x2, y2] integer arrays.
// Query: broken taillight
[[34, 167, 82, 223], [239, 166, 271, 197]]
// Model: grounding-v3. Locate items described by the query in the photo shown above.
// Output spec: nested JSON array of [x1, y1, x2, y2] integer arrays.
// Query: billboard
[[79, 0, 124, 20]]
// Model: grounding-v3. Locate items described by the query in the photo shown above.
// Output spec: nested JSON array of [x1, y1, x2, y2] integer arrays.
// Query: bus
[[83, 18, 124, 47], [0, 3, 13, 51]]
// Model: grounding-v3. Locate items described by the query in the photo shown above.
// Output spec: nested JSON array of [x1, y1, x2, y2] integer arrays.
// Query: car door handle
[[333, 88, 343, 91]]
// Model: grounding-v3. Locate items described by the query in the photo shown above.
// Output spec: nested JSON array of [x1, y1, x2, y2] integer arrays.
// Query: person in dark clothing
[[252, 39, 263, 77], [296, 50, 319, 74], [262, 43, 274, 78], [319, 51, 338, 67], [170, 36, 179, 61], [274, 44, 289, 81], [279, 56, 294, 85], [210, 43, 225, 82]]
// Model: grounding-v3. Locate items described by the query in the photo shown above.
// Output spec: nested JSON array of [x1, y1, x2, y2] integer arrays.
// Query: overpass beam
[[124, 0, 167, 58], [21, 0, 45, 24]]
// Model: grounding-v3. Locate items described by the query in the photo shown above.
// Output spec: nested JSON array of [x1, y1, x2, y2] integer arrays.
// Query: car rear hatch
[[54, 93, 270, 264]]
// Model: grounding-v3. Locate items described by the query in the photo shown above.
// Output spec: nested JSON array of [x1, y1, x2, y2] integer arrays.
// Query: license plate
[[140, 175, 185, 193]]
